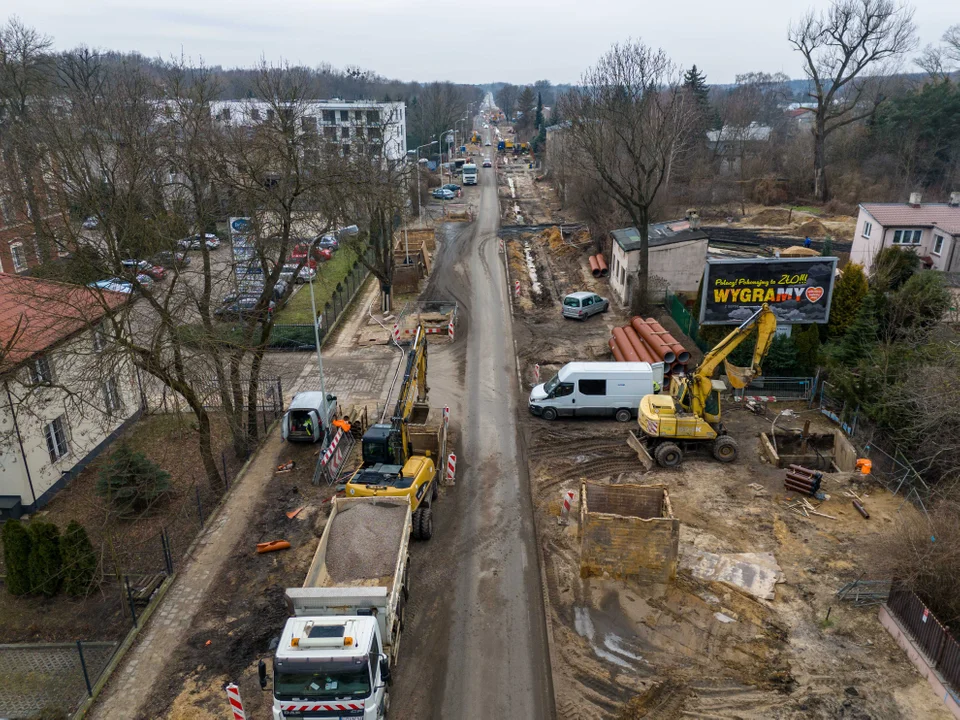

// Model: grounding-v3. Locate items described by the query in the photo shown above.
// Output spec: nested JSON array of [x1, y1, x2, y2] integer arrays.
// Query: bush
[[793, 324, 822, 374], [2, 519, 32, 596], [97, 442, 171, 516], [27, 522, 62, 597], [828, 263, 868, 338], [60, 521, 98, 597], [872, 246, 920, 292]]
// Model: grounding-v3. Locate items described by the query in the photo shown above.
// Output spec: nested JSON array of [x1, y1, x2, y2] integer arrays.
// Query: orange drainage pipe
[[256, 540, 291, 554], [622, 325, 658, 364], [645, 317, 690, 364], [595, 254, 609, 277], [588, 256, 601, 277], [608, 337, 626, 362], [631, 318, 675, 363], [611, 327, 641, 362]]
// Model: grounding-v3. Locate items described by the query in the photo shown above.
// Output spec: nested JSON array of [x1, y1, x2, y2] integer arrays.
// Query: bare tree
[[562, 40, 694, 311], [788, 0, 916, 202], [495, 83, 519, 119], [917, 24, 960, 79]]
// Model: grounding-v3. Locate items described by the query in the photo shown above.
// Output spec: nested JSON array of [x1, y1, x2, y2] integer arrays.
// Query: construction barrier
[[392, 323, 400, 343], [514, 280, 521, 297], [534, 364, 540, 384], [447, 316, 455, 340], [499, 238, 504, 253], [560, 489, 576, 524], [226, 683, 246, 720], [446, 453, 457, 484], [443, 406, 450, 425]]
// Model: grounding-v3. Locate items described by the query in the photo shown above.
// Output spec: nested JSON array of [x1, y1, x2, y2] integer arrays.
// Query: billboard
[[229, 217, 264, 295], [699, 256, 838, 325]]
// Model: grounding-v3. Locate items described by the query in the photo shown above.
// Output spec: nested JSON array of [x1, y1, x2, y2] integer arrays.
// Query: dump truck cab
[[270, 615, 390, 720]]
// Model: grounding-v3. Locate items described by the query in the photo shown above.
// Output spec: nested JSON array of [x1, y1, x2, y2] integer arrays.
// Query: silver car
[[562, 291, 609, 320]]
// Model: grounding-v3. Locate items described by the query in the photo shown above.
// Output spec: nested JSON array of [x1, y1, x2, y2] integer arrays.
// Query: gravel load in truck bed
[[324, 501, 408, 584]]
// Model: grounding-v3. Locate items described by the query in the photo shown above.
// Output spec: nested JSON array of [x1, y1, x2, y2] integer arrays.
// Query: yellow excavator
[[629, 304, 777, 468], [345, 325, 447, 540]]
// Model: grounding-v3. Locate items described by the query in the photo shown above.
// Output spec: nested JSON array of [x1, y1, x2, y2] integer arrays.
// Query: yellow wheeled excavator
[[628, 304, 777, 468]]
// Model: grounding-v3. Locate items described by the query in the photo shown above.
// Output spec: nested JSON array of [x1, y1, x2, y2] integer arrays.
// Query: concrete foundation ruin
[[579, 482, 679, 583]]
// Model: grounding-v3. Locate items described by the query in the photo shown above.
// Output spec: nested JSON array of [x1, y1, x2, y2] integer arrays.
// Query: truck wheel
[[655, 442, 683, 468], [418, 507, 434, 541], [615, 408, 632, 423], [712, 436, 739, 463], [541, 407, 558, 421], [411, 508, 422, 541]]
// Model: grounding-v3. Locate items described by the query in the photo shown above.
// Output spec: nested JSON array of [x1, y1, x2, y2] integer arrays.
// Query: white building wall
[[610, 238, 708, 306], [0, 328, 140, 510]]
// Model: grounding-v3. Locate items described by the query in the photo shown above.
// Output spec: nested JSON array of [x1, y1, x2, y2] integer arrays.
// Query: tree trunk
[[194, 406, 223, 488], [228, 352, 250, 459], [813, 118, 829, 203], [245, 350, 265, 444], [631, 210, 650, 315]]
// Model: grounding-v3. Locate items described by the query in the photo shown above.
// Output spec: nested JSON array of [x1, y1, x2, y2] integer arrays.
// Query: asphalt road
[[393, 121, 554, 719]]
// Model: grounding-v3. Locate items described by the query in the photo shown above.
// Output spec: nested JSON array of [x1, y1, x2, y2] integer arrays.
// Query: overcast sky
[[5, 0, 954, 86]]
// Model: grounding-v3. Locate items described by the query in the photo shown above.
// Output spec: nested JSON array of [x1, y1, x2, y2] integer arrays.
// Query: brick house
[[851, 193, 960, 274], [0, 274, 142, 519]]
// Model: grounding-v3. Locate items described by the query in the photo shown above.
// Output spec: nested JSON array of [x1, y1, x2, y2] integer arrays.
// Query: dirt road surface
[[392, 128, 554, 719]]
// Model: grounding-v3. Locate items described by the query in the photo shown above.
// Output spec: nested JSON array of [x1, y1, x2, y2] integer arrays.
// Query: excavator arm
[[689, 304, 776, 416], [390, 325, 429, 462]]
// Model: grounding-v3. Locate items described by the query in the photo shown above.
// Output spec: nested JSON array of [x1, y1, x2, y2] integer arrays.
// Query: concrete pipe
[[588, 255, 601, 278], [595, 254, 609, 277], [608, 337, 626, 362], [645, 318, 690, 364], [611, 327, 641, 362], [622, 326, 658, 364], [631, 318, 675, 363]]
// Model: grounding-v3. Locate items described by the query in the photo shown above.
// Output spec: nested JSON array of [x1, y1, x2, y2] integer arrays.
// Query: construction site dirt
[[506, 169, 952, 718]]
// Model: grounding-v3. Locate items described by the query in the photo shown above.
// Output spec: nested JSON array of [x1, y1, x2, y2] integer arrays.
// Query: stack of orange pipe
[[587, 254, 609, 278], [608, 317, 691, 376], [589, 256, 601, 277]]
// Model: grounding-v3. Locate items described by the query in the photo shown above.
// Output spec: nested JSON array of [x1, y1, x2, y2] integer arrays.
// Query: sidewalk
[[88, 428, 284, 720]]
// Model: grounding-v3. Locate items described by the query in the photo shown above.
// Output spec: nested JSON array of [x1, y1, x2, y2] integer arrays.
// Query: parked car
[[562, 291, 609, 320], [224, 279, 288, 303], [482, 158, 492, 168], [442, 183, 461, 194], [290, 244, 332, 269], [280, 263, 316, 283], [152, 250, 191, 268], [317, 234, 339, 250], [484, 141, 492, 146], [121, 259, 166, 281], [432, 188, 455, 200], [178, 233, 221, 250], [88, 278, 132, 294], [215, 296, 275, 321], [82, 216, 99, 229]]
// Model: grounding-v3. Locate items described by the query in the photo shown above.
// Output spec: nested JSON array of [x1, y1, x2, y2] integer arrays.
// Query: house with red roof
[[851, 193, 960, 274], [0, 273, 142, 518]]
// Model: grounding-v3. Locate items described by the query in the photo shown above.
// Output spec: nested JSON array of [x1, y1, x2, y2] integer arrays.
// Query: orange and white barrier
[[226, 683, 246, 720], [392, 323, 400, 343], [534, 364, 540, 384], [514, 280, 521, 297], [446, 453, 457, 484], [443, 406, 450, 426], [559, 489, 576, 524], [447, 315, 455, 340]]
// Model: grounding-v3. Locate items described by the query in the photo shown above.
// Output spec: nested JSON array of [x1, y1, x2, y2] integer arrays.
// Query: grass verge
[[273, 246, 360, 324]]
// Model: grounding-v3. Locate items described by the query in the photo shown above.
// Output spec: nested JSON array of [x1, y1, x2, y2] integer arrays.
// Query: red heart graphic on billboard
[[806, 286, 824, 302]]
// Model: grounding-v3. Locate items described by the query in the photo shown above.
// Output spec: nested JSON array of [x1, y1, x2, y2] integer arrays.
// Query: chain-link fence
[[665, 292, 710, 353]]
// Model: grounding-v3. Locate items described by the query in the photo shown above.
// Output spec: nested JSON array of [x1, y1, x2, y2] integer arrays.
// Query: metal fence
[[269, 252, 372, 351], [887, 585, 960, 694], [665, 293, 710, 352], [731, 376, 817, 402], [814, 381, 860, 436], [0, 641, 117, 719]]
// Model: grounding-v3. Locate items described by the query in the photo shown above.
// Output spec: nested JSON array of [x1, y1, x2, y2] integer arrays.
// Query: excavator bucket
[[723, 358, 759, 390], [627, 430, 655, 471]]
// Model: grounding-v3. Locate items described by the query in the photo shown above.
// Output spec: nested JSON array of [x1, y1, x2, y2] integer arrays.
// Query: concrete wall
[[579, 483, 679, 583], [609, 238, 708, 307]]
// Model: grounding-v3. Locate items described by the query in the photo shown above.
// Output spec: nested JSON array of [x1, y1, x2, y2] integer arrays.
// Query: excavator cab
[[361, 423, 397, 465]]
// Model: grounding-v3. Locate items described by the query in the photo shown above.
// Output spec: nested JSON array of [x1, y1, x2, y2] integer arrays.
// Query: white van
[[528, 362, 664, 422]]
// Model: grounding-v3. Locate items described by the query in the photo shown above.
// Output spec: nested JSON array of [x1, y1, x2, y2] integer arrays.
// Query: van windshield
[[563, 297, 580, 308], [543, 373, 561, 394]]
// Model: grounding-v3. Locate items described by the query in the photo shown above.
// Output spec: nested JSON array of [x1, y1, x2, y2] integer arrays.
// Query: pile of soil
[[324, 501, 407, 582], [748, 208, 792, 226], [795, 218, 830, 238]]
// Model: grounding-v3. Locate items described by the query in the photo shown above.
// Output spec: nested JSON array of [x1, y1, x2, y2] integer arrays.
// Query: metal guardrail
[[731, 376, 817, 401], [887, 586, 960, 694]]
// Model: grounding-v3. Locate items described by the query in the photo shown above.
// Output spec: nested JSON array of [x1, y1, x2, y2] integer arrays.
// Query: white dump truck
[[261, 496, 411, 719]]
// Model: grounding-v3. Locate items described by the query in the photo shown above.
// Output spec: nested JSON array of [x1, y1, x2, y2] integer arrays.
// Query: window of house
[[324, 127, 337, 140], [92, 322, 107, 353], [579, 379, 606, 396], [301, 116, 317, 132], [103, 376, 123, 416], [355, 110, 363, 121], [933, 234, 944, 255], [367, 110, 380, 123], [862, 221, 872, 238], [44, 415, 70, 463], [341, 127, 350, 139], [322, 110, 335, 123], [251, 108, 261, 121], [28, 355, 54, 384], [340, 110, 349, 122], [892, 229, 922, 245], [355, 127, 365, 140], [219, 108, 231, 121], [342, 144, 351, 156], [9, 242, 27, 272]]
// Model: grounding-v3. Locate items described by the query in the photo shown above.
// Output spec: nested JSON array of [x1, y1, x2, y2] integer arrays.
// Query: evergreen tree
[[834, 293, 879, 365], [872, 246, 920, 292], [535, 93, 544, 130], [60, 521, 98, 597], [27, 522, 62, 597], [763, 335, 799, 375], [2, 519, 32, 596], [97, 442, 171, 516], [683, 65, 710, 104], [828, 263, 869, 338], [793, 324, 822, 374]]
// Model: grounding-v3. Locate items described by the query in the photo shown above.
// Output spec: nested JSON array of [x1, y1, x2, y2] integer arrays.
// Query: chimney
[[950, 191, 960, 207], [909, 192, 922, 207], [686, 209, 701, 229]]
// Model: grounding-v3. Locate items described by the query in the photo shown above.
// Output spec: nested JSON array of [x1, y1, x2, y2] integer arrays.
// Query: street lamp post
[[411, 139, 438, 226], [443, 129, 454, 214]]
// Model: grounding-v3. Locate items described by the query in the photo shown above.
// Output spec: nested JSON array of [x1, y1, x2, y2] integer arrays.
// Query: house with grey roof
[[851, 193, 960, 274], [608, 219, 709, 306]]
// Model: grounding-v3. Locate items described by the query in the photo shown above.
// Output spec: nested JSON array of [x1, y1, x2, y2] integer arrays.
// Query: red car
[[290, 244, 332, 270]]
